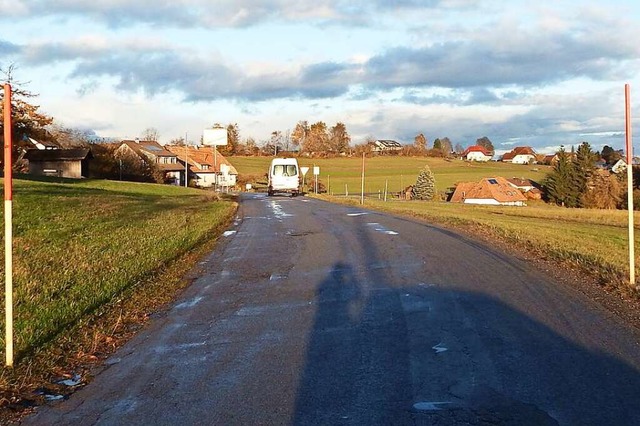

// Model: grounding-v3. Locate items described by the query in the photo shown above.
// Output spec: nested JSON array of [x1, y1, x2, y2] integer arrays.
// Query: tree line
[[543, 142, 635, 209]]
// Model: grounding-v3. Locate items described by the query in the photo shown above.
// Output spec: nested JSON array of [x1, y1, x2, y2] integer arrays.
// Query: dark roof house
[[371, 140, 403, 153], [117, 139, 184, 184]]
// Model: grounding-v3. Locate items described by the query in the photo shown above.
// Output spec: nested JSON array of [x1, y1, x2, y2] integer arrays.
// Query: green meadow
[[0, 177, 236, 360], [231, 155, 551, 194]]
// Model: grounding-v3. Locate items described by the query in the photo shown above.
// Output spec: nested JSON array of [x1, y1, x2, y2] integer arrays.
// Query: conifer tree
[[412, 165, 436, 200], [573, 141, 597, 205], [543, 147, 580, 207]]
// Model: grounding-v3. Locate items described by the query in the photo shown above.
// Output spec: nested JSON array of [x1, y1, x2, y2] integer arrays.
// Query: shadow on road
[[293, 219, 640, 425]]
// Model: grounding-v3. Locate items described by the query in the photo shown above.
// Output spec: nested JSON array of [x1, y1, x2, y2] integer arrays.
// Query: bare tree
[[291, 121, 309, 150], [140, 127, 160, 142], [414, 133, 427, 152]]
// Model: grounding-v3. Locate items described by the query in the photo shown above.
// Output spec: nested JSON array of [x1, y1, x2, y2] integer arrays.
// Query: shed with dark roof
[[24, 148, 93, 178]]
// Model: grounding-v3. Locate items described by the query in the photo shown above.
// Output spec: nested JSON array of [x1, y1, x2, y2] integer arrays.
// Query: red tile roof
[[450, 176, 527, 204], [502, 146, 536, 161], [165, 145, 238, 174], [462, 145, 493, 157]]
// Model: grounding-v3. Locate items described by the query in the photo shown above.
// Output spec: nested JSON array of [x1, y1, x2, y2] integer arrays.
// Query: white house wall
[[466, 152, 491, 162], [512, 155, 535, 164], [217, 173, 237, 187], [464, 198, 524, 206], [192, 173, 237, 188], [464, 198, 500, 205], [195, 173, 216, 187]]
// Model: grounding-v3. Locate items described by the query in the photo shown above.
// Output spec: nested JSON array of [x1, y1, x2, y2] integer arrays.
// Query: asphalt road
[[23, 193, 640, 425]]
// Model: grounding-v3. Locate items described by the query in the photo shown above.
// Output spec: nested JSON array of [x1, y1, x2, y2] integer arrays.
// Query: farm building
[[450, 176, 527, 206]]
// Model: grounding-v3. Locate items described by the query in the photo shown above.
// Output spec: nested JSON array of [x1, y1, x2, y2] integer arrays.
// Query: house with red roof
[[166, 145, 238, 188], [501, 146, 537, 164], [461, 145, 493, 162], [450, 176, 527, 206]]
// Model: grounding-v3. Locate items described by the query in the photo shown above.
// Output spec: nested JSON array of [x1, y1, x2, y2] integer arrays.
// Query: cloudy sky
[[1, 0, 640, 153]]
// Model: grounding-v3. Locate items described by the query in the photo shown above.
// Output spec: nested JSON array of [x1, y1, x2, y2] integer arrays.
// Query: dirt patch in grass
[[0, 207, 237, 424]]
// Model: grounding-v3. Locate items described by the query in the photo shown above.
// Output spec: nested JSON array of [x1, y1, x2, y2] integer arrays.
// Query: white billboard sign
[[313, 166, 320, 176], [203, 128, 228, 146]]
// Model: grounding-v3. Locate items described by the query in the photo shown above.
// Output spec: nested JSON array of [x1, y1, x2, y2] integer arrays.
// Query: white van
[[268, 158, 300, 196]]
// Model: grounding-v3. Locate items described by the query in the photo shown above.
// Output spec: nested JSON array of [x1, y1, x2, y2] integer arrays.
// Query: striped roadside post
[[3, 83, 13, 367]]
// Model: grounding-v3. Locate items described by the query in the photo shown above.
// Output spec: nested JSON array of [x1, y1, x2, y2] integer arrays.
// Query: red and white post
[[625, 84, 636, 290], [3, 83, 13, 367]]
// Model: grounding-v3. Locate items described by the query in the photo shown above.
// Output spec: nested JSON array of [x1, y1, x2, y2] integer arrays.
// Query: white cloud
[[2, 0, 639, 152], [0, 0, 28, 15]]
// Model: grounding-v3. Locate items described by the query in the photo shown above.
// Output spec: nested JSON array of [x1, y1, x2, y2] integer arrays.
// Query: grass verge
[[0, 178, 237, 419]]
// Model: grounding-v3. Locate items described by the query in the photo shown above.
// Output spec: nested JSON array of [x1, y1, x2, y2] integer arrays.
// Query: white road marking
[[269, 200, 293, 220], [223, 230, 236, 237], [270, 273, 288, 281], [432, 343, 448, 354], [413, 401, 452, 411], [366, 222, 399, 235], [347, 212, 369, 216], [175, 296, 204, 309]]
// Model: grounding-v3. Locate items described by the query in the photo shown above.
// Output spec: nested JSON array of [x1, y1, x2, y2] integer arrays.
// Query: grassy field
[[0, 177, 236, 360], [318, 195, 640, 290], [230, 155, 551, 195]]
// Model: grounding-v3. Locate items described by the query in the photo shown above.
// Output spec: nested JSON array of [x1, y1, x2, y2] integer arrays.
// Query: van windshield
[[273, 165, 297, 177]]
